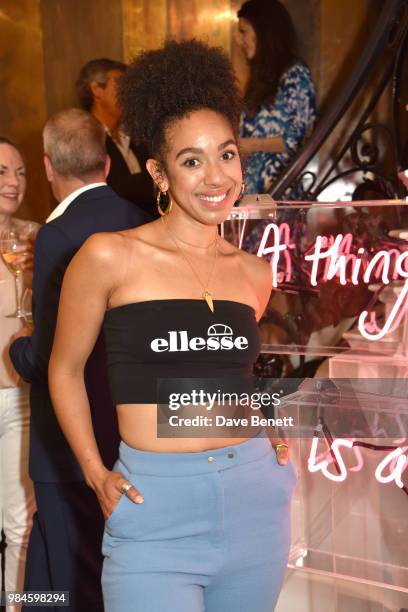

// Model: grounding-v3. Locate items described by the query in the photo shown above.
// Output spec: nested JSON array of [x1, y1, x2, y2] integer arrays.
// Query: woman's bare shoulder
[[114, 219, 168, 256], [68, 232, 134, 288], [75, 222, 159, 276], [80, 231, 127, 262]]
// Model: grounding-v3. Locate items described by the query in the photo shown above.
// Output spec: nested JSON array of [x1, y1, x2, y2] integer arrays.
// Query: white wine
[[1, 251, 25, 275], [0, 228, 30, 319]]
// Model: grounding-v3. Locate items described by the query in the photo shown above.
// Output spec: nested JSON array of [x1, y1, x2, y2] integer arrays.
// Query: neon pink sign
[[257, 223, 408, 341], [308, 438, 408, 488]]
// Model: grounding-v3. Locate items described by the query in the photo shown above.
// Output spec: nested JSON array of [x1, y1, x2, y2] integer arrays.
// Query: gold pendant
[[202, 291, 214, 313]]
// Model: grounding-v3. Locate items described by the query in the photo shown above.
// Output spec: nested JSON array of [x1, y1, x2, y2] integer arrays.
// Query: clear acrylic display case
[[277, 379, 408, 597], [223, 199, 408, 359], [223, 200, 408, 599]]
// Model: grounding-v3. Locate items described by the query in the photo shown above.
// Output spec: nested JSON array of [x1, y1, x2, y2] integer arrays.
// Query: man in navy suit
[[9, 108, 149, 611]]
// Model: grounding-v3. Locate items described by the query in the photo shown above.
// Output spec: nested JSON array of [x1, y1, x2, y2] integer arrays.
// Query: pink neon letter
[[308, 437, 353, 482], [375, 447, 408, 488], [358, 280, 408, 341], [305, 234, 349, 286], [257, 223, 291, 287]]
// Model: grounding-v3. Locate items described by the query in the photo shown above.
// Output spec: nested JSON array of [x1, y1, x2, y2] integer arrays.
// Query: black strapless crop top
[[102, 299, 261, 404]]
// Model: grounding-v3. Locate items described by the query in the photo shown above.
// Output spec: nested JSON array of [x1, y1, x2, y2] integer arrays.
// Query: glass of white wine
[[0, 228, 28, 318]]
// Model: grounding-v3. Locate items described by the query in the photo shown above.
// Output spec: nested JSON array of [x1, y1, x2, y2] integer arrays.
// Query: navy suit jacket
[[10, 185, 149, 482]]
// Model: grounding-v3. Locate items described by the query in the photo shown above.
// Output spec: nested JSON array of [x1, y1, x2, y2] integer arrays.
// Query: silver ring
[[119, 481, 133, 495]]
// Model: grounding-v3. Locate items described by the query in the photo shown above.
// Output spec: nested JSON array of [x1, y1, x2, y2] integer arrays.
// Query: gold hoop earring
[[156, 190, 173, 216], [240, 183, 245, 198]]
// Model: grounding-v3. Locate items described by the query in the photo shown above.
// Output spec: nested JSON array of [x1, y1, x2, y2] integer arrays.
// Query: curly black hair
[[119, 39, 242, 163]]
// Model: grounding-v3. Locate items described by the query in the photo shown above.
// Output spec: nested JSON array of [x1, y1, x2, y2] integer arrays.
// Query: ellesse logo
[[150, 323, 249, 353]]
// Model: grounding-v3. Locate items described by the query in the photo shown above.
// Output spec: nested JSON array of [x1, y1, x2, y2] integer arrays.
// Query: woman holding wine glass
[[0, 136, 37, 603]]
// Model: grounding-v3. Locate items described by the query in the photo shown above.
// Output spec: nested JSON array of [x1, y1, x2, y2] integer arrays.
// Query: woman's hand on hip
[[269, 437, 289, 465], [92, 469, 144, 519]]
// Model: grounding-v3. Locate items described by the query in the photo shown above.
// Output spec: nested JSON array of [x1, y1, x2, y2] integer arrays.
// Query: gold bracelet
[[274, 443, 289, 452]]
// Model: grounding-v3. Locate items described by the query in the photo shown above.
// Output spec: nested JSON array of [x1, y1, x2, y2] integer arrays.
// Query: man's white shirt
[[46, 183, 107, 223], [105, 128, 141, 175]]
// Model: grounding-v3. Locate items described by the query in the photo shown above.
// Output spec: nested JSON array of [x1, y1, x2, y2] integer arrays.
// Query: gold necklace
[[161, 216, 218, 313], [173, 233, 218, 249]]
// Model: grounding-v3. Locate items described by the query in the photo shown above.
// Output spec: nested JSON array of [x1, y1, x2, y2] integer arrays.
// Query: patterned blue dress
[[239, 61, 316, 197]]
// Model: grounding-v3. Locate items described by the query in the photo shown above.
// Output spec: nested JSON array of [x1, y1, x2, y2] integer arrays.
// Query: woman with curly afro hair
[[48, 39, 296, 611]]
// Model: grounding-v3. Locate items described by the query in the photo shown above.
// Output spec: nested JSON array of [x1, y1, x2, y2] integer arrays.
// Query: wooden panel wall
[[40, 0, 124, 116], [318, 0, 386, 165], [1, 0, 125, 222], [121, 1, 318, 96], [122, 0, 167, 60], [0, 0, 49, 222], [167, 0, 231, 48], [2, 0, 384, 220]]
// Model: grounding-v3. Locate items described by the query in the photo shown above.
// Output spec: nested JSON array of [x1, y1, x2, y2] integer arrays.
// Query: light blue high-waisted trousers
[[102, 433, 297, 612]]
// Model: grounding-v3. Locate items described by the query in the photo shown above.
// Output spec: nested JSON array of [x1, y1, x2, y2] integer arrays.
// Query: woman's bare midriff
[[117, 404, 256, 452]]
